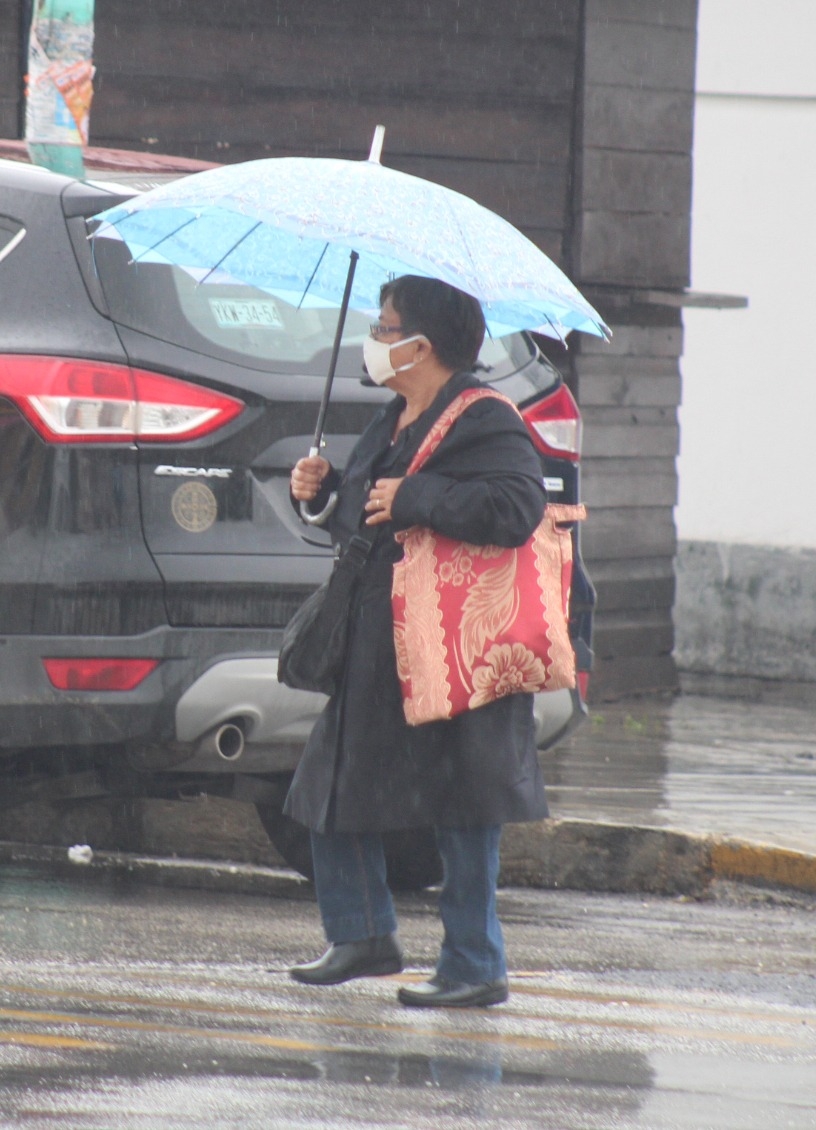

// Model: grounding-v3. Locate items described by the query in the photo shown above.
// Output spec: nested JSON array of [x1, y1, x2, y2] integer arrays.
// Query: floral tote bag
[[391, 388, 585, 726]]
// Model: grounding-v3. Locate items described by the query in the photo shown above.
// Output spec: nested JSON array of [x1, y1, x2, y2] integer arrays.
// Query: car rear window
[[88, 228, 532, 379]]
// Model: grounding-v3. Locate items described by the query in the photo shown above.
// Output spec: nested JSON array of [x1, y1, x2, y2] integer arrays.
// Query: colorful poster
[[25, 0, 95, 178]]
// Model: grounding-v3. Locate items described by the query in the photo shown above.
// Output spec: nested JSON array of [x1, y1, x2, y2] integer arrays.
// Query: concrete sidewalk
[[1, 685, 814, 900], [500, 682, 816, 897]]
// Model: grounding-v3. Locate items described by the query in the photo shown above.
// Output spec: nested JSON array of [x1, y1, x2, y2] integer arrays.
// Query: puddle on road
[[0, 1046, 651, 1091], [306, 1045, 653, 1092]]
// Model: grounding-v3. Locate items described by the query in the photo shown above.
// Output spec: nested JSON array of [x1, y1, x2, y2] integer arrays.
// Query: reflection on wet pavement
[[543, 694, 816, 854], [0, 958, 811, 1128], [0, 865, 814, 1129]]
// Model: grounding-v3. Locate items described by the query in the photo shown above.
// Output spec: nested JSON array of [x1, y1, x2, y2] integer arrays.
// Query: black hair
[[379, 276, 485, 371]]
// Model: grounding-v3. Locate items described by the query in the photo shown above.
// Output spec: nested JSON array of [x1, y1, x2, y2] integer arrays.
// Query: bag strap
[[405, 387, 516, 476], [344, 531, 377, 560], [404, 386, 586, 525]]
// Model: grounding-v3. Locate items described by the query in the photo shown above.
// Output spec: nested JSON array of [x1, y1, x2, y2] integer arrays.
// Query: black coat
[[283, 371, 550, 834]]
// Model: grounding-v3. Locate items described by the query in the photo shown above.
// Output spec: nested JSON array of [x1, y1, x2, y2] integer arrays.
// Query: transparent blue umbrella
[[92, 127, 609, 465]]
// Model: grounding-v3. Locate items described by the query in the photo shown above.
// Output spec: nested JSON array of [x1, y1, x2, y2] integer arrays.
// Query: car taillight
[[43, 658, 159, 691], [521, 384, 582, 462], [0, 355, 243, 443]]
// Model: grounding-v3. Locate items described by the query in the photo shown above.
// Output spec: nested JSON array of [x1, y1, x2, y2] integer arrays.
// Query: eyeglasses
[[369, 323, 406, 339]]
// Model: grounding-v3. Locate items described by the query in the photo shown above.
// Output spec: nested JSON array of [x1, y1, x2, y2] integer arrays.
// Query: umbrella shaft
[[311, 248, 359, 453]]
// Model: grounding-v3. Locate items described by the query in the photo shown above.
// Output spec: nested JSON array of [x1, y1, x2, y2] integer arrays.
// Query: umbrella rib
[[127, 215, 199, 264], [437, 194, 585, 341], [441, 194, 484, 299], [538, 310, 568, 344], [197, 220, 265, 285], [297, 242, 330, 310]]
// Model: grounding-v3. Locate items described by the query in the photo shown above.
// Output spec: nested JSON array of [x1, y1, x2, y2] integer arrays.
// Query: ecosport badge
[[171, 481, 218, 533]]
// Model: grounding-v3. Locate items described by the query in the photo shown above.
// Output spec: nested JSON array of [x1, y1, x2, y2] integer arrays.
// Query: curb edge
[[2, 823, 815, 899]]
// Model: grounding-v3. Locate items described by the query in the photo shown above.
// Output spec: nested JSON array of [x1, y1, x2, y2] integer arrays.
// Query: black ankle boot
[[290, 934, 404, 986], [398, 975, 509, 1008]]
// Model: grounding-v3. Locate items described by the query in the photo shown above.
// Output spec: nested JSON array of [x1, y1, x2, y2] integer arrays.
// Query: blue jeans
[[309, 825, 506, 984]]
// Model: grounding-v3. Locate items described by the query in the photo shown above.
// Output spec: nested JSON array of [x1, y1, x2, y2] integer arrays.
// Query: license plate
[[209, 298, 284, 329]]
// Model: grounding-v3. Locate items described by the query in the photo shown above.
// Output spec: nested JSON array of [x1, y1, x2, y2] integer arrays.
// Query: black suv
[[0, 156, 595, 885]]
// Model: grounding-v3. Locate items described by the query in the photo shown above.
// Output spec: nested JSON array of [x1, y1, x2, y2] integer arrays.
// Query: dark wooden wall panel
[[91, 3, 578, 101], [87, 0, 581, 260], [581, 151, 691, 215], [585, 0, 697, 28], [583, 15, 696, 92], [578, 348, 681, 393], [583, 508, 677, 561], [582, 87, 694, 154], [587, 558, 675, 613], [571, 0, 696, 700], [574, 0, 698, 290], [582, 411, 679, 459], [0, 0, 21, 138], [589, 654, 678, 698], [593, 614, 675, 660], [575, 312, 684, 699], [582, 459, 678, 509], [578, 213, 691, 290]]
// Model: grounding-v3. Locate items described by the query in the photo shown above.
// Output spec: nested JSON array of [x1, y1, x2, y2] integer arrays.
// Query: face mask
[[363, 334, 425, 386]]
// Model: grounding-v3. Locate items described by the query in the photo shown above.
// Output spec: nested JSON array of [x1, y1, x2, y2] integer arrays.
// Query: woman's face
[[365, 297, 430, 387]]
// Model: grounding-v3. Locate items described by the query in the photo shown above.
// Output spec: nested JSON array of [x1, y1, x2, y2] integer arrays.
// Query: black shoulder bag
[[277, 532, 374, 697]]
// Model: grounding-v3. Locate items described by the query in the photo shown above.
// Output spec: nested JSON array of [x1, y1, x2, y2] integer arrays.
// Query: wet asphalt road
[[0, 865, 814, 1128]]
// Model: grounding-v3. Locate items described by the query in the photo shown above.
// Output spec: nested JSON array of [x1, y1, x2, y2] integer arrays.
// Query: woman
[[286, 275, 548, 1008]]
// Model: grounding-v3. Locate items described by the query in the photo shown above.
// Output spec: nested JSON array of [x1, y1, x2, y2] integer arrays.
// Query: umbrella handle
[[299, 493, 338, 526], [299, 442, 339, 525]]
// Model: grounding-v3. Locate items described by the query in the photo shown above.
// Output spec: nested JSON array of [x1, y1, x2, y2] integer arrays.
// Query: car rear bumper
[[0, 627, 325, 771], [0, 624, 586, 771]]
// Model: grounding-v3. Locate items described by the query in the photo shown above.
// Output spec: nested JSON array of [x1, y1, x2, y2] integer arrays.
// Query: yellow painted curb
[[711, 839, 816, 894]]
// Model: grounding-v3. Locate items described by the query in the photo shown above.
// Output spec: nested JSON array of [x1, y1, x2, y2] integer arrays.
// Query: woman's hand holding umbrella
[[291, 456, 331, 502]]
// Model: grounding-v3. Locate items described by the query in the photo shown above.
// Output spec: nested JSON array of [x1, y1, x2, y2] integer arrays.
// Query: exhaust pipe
[[196, 721, 246, 762]]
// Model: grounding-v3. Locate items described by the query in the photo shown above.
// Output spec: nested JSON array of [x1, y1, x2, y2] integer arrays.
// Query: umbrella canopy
[[92, 130, 609, 344]]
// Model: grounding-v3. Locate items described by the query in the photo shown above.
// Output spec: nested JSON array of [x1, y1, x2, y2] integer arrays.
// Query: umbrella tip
[[368, 125, 386, 164]]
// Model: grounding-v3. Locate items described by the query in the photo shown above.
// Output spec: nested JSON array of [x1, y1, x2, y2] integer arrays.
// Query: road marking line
[[498, 979, 815, 1026], [9, 974, 812, 1028], [0, 1002, 561, 1054], [0, 998, 800, 1057], [10, 966, 812, 1029], [0, 1030, 113, 1051], [0, 1008, 331, 1054]]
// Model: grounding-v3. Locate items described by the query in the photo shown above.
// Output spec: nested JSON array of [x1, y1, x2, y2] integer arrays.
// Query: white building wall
[[674, 0, 816, 682], [678, 0, 816, 547]]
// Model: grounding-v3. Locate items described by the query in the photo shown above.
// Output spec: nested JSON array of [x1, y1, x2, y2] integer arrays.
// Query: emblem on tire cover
[[171, 481, 218, 532]]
